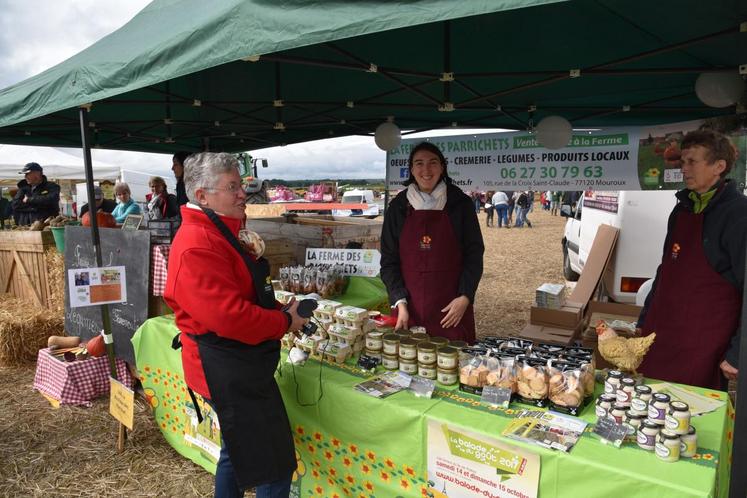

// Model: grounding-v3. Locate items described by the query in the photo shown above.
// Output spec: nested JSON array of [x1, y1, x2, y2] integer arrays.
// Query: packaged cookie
[[290, 266, 303, 294], [302, 267, 317, 294], [516, 356, 548, 401], [547, 361, 585, 408], [279, 266, 291, 291], [485, 355, 517, 392]]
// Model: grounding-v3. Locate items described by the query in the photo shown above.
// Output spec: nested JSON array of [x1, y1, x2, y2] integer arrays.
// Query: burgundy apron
[[639, 210, 740, 389], [396, 208, 476, 342]]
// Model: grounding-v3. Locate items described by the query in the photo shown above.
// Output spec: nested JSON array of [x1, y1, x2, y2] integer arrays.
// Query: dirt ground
[[0, 207, 567, 497]]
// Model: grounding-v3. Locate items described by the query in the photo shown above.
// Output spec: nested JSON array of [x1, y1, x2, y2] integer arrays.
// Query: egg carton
[[327, 323, 363, 342], [316, 317, 334, 332], [274, 291, 295, 305], [317, 299, 343, 314], [281, 333, 296, 349], [318, 341, 352, 364], [334, 306, 368, 322], [294, 334, 325, 353], [313, 310, 335, 321]]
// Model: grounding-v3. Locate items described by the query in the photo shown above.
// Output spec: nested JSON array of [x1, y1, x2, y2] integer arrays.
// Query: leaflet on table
[[502, 410, 587, 452], [354, 371, 411, 398], [67, 266, 127, 308], [647, 382, 725, 416], [427, 419, 539, 498]]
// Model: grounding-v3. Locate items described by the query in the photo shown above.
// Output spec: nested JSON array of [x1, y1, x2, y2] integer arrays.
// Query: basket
[[50, 226, 65, 252]]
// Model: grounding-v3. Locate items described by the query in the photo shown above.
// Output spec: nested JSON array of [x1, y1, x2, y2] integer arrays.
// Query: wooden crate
[[0, 231, 56, 307], [248, 215, 382, 266], [263, 238, 297, 278]]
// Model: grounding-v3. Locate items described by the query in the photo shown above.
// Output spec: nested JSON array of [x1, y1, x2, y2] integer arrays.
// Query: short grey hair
[[114, 182, 131, 195], [184, 152, 239, 201]]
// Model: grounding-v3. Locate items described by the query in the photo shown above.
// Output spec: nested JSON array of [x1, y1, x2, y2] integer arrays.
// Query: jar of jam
[[655, 430, 681, 462], [609, 403, 629, 425], [436, 368, 458, 386], [648, 393, 670, 426], [637, 420, 660, 450], [629, 385, 652, 416], [436, 347, 458, 370], [616, 377, 636, 407], [382, 334, 400, 355], [604, 370, 623, 394], [398, 357, 417, 374], [417, 342, 437, 364], [595, 393, 617, 419], [664, 401, 691, 435], [680, 426, 697, 458], [381, 353, 399, 370], [398, 338, 418, 360]]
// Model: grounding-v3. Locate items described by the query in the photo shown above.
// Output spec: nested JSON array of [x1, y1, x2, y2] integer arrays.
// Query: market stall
[[132, 314, 733, 498]]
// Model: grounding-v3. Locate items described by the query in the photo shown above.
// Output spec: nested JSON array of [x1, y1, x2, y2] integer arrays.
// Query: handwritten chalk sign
[[305, 248, 380, 276]]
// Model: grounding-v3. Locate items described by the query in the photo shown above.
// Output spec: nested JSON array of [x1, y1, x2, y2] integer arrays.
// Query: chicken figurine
[[595, 320, 656, 375]]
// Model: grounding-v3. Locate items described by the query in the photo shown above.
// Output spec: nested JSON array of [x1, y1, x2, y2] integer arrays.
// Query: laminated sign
[[305, 248, 380, 276]]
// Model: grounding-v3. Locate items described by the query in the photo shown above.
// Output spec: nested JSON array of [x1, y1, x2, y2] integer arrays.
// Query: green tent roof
[[0, 0, 744, 153]]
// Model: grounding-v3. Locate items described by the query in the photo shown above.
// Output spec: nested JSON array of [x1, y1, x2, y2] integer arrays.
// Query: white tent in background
[[0, 145, 121, 180]]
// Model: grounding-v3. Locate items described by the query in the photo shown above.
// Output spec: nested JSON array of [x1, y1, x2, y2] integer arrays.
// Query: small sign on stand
[[110, 377, 135, 430]]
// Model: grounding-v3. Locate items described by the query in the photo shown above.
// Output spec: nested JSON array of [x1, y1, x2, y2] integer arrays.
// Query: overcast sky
[[0, 1, 504, 180]]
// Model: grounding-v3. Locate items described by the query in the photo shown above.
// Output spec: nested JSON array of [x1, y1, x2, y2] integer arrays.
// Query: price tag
[[408, 377, 435, 398], [481, 386, 512, 408], [593, 417, 628, 448]]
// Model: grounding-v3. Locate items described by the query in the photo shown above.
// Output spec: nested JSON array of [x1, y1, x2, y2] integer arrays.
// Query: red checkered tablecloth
[[151, 244, 171, 296], [33, 349, 134, 407]]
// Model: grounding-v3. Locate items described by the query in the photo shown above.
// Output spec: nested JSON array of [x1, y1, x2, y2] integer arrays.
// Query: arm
[[26, 183, 60, 211], [379, 200, 408, 305], [170, 247, 289, 344], [10, 186, 31, 212], [720, 213, 747, 368], [166, 194, 179, 218], [457, 199, 484, 303]]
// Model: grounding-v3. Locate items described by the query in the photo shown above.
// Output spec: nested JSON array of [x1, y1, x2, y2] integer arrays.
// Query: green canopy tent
[[0, 0, 745, 495]]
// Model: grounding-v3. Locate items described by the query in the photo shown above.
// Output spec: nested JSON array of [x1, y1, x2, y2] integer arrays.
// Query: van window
[[343, 195, 363, 203]]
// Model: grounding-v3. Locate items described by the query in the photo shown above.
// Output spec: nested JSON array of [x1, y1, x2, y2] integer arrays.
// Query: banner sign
[[427, 419, 539, 498], [387, 118, 747, 192], [305, 248, 381, 276]]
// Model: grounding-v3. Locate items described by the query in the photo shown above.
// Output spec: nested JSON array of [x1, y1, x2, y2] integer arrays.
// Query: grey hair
[[114, 182, 131, 195], [184, 152, 239, 201]]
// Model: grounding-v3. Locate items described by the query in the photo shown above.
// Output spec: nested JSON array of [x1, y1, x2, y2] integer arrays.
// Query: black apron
[[175, 207, 296, 490]]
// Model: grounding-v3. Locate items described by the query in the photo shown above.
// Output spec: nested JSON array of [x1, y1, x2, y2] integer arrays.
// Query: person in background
[[11, 162, 60, 226], [484, 191, 495, 227], [165, 152, 304, 498], [505, 190, 515, 226], [81, 186, 117, 228], [638, 129, 747, 389], [146, 176, 179, 220], [511, 191, 521, 222], [491, 190, 510, 228], [172, 151, 191, 206], [514, 191, 533, 228], [111, 182, 142, 224], [79, 186, 116, 218], [381, 142, 484, 343], [472, 192, 481, 214], [527, 190, 535, 212], [0, 189, 11, 229], [551, 191, 561, 216]]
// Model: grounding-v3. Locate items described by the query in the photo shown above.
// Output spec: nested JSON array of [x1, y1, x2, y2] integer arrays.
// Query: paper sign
[[109, 377, 134, 430], [304, 248, 380, 276], [593, 417, 628, 447], [68, 265, 127, 307], [481, 386, 512, 408], [428, 419, 539, 498]]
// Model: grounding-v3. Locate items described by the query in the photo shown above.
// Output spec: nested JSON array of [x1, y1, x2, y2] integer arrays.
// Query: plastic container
[[51, 226, 66, 252]]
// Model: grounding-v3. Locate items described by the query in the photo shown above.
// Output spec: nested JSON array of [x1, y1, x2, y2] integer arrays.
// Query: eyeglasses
[[204, 183, 244, 195]]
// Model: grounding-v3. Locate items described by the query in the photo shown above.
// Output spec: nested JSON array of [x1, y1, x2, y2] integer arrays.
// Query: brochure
[[647, 382, 725, 416], [502, 409, 587, 452], [354, 371, 412, 399]]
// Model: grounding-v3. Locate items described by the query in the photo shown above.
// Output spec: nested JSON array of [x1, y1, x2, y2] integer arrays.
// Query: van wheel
[[563, 244, 580, 281]]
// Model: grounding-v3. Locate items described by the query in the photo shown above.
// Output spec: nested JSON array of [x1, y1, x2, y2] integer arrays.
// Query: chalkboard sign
[[63, 226, 151, 365]]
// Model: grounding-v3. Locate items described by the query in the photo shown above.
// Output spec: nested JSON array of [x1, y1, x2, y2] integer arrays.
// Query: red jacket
[[163, 205, 288, 399]]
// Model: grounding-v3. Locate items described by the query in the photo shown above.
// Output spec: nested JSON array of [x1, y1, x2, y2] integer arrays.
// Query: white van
[[562, 190, 677, 303], [332, 189, 380, 217]]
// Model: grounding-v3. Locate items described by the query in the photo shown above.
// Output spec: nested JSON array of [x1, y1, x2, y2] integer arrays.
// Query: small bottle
[[664, 401, 691, 435], [609, 403, 629, 425], [595, 393, 617, 419], [680, 426, 698, 458], [616, 378, 636, 407], [637, 420, 660, 451], [623, 412, 646, 442], [655, 430, 681, 462], [647, 393, 670, 426], [630, 385, 653, 416], [604, 370, 623, 394]]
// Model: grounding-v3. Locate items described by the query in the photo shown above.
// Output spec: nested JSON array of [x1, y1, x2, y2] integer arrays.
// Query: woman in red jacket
[[164, 152, 306, 498]]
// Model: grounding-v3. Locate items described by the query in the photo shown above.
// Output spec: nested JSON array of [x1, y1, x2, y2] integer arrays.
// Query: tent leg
[[729, 246, 747, 498]]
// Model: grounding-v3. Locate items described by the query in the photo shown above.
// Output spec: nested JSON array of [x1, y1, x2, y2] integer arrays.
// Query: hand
[[440, 296, 470, 328], [635, 327, 642, 336], [395, 302, 409, 331], [284, 298, 308, 333], [720, 360, 738, 381], [22, 195, 29, 203]]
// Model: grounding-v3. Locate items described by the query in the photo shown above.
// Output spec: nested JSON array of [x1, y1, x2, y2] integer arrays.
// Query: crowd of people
[[2, 151, 193, 227]]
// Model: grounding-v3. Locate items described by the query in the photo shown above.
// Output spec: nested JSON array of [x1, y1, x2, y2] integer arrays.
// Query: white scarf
[[406, 181, 447, 210]]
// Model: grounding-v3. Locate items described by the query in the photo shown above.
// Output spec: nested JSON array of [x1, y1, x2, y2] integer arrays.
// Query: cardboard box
[[517, 323, 581, 347], [530, 300, 584, 329], [568, 224, 619, 306]]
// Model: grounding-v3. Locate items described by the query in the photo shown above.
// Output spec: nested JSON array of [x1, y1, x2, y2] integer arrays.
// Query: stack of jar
[[597, 370, 697, 462]]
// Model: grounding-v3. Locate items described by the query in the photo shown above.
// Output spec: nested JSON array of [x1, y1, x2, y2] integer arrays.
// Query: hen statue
[[596, 320, 656, 375]]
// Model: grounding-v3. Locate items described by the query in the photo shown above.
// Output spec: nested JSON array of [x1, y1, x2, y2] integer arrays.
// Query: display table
[[33, 348, 134, 407], [132, 316, 733, 497]]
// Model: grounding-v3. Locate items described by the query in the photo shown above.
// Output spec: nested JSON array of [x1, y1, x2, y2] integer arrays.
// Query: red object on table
[[373, 314, 397, 327], [151, 244, 171, 296], [33, 348, 133, 407]]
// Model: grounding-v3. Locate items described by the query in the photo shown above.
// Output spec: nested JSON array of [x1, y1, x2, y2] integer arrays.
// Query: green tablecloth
[[132, 316, 733, 497]]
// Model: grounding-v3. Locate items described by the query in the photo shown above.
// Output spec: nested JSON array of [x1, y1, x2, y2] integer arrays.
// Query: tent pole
[[729, 247, 747, 498], [384, 150, 390, 212], [78, 107, 118, 381]]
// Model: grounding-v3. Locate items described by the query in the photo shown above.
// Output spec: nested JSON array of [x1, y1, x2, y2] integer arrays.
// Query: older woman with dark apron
[[381, 142, 485, 343], [164, 152, 307, 498]]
